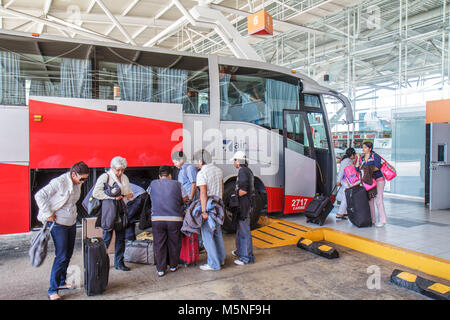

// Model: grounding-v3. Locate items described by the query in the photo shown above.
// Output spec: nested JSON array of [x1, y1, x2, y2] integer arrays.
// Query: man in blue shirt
[[172, 151, 203, 251], [172, 151, 199, 204]]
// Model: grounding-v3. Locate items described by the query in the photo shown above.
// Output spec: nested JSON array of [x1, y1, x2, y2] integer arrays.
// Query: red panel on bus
[[0, 163, 29, 234], [265, 186, 283, 213], [283, 195, 313, 214], [29, 100, 183, 169]]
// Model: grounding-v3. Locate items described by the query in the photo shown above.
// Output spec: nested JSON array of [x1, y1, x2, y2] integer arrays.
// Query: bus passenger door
[[282, 110, 316, 214]]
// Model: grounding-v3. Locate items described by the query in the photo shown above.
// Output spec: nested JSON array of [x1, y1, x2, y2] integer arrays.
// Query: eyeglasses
[[76, 173, 88, 182]]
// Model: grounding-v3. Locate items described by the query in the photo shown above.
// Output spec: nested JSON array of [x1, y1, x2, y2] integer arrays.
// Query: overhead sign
[[248, 9, 273, 35]]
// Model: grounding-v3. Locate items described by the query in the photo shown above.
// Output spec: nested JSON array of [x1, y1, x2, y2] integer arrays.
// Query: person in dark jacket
[[356, 141, 387, 227], [230, 151, 255, 265], [149, 166, 184, 277], [93, 156, 133, 271]]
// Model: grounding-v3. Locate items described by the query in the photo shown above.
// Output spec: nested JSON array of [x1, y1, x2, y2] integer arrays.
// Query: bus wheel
[[222, 181, 265, 233]]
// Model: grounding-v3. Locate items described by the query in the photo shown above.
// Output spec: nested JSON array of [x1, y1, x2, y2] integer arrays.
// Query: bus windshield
[[219, 64, 322, 134]]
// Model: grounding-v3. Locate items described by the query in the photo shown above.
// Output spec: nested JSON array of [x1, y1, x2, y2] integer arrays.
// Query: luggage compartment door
[[283, 110, 316, 214], [29, 97, 183, 169]]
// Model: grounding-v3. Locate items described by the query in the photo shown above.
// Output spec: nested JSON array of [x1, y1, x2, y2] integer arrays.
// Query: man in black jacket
[[230, 151, 255, 265]]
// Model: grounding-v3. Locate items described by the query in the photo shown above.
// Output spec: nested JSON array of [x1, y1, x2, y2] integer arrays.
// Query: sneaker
[[231, 250, 239, 257], [169, 266, 178, 272], [200, 264, 215, 271], [375, 222, 385, 228], [234, 259, 245, 266], [157, 271, 165, 277]]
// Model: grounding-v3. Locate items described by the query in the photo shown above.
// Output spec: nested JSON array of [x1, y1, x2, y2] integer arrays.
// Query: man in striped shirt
[[194, 149, 226, 271]]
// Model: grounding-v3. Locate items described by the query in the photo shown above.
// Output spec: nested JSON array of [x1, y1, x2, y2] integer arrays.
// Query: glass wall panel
[[326, 78, 447, 198]]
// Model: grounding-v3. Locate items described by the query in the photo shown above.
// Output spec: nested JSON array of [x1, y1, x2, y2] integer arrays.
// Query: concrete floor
[[0, 227, 440, 300]]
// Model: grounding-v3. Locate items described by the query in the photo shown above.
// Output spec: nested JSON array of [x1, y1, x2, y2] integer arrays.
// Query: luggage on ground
[[124, 239, 154, 265], [136, 231, 153, 241], [305, 186, 339, 226], [84, 217, 115, 254], [82, 218, 110, 296], [305, 195, 334, 226], [179, 233, 199, 266], [345, 185, 372, 227]]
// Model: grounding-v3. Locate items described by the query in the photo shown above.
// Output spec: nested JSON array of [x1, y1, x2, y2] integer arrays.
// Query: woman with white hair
[[93, 156, 133, 271]]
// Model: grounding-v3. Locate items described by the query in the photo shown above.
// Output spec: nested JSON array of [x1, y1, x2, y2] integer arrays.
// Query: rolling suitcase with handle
[[305, 186, 339, 226], [179, 233, 199, 266], [345, 185, 372, 227], [82, 218, 110, 296]]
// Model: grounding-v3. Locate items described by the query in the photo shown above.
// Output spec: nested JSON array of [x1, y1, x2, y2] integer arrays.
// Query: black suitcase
[[83, 219, 110, 296], [305, 195, 334, 226], [345, 185, 372, 227], [305, 186, 338, 226]]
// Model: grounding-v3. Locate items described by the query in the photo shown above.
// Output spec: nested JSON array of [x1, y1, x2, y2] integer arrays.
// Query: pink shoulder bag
[[377, 154, 397, 181]]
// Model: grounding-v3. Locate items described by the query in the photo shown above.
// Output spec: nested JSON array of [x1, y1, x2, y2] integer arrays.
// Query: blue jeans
[[48, 223, 76, 295], [201, 220, 226, 270], [235, 218, 255, 264], [103, 229, 125, 268]]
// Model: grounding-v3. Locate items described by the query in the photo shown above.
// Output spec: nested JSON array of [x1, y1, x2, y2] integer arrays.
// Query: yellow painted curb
[[255, 216, 450, 281]]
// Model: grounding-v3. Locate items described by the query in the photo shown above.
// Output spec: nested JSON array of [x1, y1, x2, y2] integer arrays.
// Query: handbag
[[29, 221, 55, 268], [82, 175, 110, 216], [378, 154, 397, 181], [362, 179, 377, 191], [82, 187, 102, 216]]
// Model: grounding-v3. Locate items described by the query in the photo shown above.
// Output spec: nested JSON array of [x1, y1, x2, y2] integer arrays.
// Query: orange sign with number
[[248, 10, 273, 35]]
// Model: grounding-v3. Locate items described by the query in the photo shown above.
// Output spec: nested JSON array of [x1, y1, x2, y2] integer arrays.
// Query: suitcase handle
[[331, 184, 340, 196]]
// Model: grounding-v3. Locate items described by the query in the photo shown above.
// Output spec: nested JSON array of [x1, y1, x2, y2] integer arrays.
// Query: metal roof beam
[[155, 1, 174, 20], [0, 6, 122, 43], [210, 4, 347, 40], [37, 0, 52, 34], [0, 8, 175, 28], [94, 0, 136, 45], [122, 0, 140, 17]]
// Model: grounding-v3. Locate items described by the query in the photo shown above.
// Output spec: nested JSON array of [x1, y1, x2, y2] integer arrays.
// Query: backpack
[[344, 165, 360, 186]]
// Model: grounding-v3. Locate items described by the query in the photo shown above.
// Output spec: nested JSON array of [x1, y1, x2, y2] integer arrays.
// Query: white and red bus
[[0, 29, 352, 235]]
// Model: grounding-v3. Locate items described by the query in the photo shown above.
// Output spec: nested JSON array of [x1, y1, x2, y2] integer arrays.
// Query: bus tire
[[222, 180, 265, 233]]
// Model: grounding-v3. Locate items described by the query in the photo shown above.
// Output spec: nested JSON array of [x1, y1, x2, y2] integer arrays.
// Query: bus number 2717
[[291, 198, 309, 209]]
